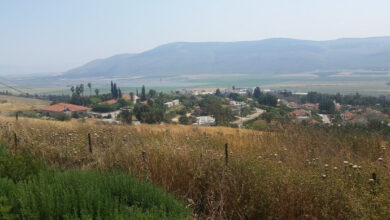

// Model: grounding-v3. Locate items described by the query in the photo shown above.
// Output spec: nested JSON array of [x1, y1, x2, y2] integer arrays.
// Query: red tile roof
[[42, 103, 90, 112], [122, 94, 131, 100], [105, 99, 117, 104], [290, 109, 311, 116]]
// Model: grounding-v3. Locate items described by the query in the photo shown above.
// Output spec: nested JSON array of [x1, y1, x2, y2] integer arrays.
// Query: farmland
[[1, 116, 390, 219]]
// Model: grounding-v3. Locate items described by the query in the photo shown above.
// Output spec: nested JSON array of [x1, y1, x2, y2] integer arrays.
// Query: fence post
[[225, 143, 228, 166], [15, 112, 18, 121], [142, 151, 146, 162], [88, 133, 92, 153], [14, 133, 17, 150]]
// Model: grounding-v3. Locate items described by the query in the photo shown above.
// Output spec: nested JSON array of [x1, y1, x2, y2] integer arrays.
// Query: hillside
[[1, 116, 390, 219], [64, 36, 390, 78]]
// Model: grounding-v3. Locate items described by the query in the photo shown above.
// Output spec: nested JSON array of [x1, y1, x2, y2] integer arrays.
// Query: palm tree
[[87, 83, 92, 96]]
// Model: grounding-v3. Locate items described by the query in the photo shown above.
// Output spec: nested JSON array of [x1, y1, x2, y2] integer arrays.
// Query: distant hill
[[64, 37, 390, 78]]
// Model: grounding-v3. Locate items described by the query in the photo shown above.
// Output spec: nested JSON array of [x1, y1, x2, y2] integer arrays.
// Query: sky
[[1, 0, 390, 75]]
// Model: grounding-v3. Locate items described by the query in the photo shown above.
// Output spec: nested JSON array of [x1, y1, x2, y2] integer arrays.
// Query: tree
[[319, 99, 335, 114], [232, 85, 235, 91], [95, 89, 99, 96], [118, 110, 132, 124], [253, 87, 262, 99], [117, 98, 128, 107], [179, 115, 189, 125], [113, 83, 118, 99], [87, 83, 92, 96], [118, 88, 122, 98], [215, 88, 222, 96], [149, 89, 157, 98], [70, 86, 75, 94], [258, 93, 277, 107], [141, 85, 146, 101], [79, 84, 84, 96]]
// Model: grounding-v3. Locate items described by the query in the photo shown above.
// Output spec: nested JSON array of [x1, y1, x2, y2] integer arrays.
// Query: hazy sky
[[1, 0, 390, 74]]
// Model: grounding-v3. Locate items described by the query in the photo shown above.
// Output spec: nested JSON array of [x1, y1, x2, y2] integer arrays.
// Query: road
[[232, 108, 265, 127]]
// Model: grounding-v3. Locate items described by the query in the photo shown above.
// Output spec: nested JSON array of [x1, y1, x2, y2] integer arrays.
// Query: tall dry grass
[[1, 117, 390, 219]]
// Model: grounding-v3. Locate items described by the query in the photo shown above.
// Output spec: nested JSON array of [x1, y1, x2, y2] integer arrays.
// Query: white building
[[193, 116, 216, 126], [164, 99, 180, 108], [172, 99, 180, 105]]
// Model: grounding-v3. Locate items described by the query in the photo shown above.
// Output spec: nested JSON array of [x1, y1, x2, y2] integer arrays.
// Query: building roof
[[104, 99, 118, 105], [122, 94, 131, 100], [287, 102, 299, 108], [290, 109, 311, 116], [42, 103, 90, 112]]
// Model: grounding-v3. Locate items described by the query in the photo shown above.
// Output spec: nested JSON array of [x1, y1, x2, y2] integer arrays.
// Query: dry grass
[[1, 116, 390, 219], [0, 95, 49, 115]]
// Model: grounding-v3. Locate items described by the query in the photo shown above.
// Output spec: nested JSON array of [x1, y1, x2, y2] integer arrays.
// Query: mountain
[[64, 37, 390, 78]]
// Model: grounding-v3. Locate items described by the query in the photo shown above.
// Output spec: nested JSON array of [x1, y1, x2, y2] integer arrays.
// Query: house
[[41, 103, 90, 117], [164, 99, 180, 108], [164, 102, 173, 108], [172, 99, 180, 106], [229, 101, 246, 107], [290, 109, 311, 119], [303, 103, 319, 111], [341, 112, 356, 121], [287, 102, 300, 109], [193, 116, 216, 126], [88, 110, 121, 119]]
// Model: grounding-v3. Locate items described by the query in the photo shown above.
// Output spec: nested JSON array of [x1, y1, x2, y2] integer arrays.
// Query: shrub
[[0, 144, 190, 219], [92, 103, 117, 113], [53, 113, 70, 121]]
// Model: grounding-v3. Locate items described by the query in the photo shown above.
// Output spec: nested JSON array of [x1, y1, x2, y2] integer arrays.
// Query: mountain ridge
[[63, 36, 390, 78]]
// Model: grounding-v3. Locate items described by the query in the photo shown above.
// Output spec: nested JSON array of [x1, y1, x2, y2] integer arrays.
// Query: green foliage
[[0, 170, 190, 219], [319, 99, 335, 114], [118, 110, 132, 124], [53, 113, 71, 121], [117, 98, 131, 107], [133, 103, 164, 124], [199, 95, 233, 125], [92, 103, 116, 113], [215, 88, 222, 96], [0, 100, 7, 104], [89, 97, 102, 105], [244, 118, 267, 130], [71, 111, 80, 119], [253, 87, 262, 99], [258, 93, 277, 107], [0, 143, 46, 183], [0, 144, 190, 219]]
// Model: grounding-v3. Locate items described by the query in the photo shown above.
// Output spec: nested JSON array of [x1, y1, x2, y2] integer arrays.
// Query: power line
[[0, 81, 27, 94]]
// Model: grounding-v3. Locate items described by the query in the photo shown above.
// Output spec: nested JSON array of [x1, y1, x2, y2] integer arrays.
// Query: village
[[18, 83, 389, 130]]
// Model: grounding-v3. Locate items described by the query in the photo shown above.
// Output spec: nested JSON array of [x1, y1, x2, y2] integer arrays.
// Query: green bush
[[0, 145, 190, 219], [0, 142, 46, 182], [92, 103, 117, 113], [53, 113, 71, 121]]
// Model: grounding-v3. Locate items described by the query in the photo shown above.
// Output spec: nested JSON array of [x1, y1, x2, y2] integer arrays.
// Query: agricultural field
[[0, 116, 390, 219], [0, 95, 49, 116]]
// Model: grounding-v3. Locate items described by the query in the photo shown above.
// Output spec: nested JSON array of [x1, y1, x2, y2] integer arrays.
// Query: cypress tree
[[141, 85, 146, 101]]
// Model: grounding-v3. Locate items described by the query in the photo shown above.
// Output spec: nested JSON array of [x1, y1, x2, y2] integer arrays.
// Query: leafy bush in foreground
[[0, 145, 190, 219]]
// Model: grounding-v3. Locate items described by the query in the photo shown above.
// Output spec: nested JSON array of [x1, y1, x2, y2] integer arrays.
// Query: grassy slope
[[1, 117, 390, 219], [0, 95, 49, 116]]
